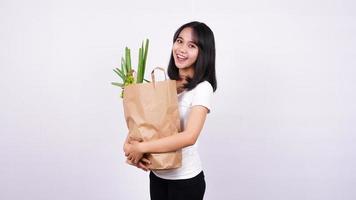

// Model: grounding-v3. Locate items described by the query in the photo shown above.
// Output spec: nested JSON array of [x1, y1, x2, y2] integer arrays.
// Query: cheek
[[191, 50, 199, 61], [171, 47, 177, 59], [172, 43, 179, 52]]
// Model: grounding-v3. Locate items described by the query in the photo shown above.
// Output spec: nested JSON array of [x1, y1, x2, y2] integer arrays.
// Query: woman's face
[[172, 27, 199, 71]]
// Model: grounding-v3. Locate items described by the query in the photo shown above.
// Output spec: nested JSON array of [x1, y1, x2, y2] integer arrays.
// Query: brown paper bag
[[123, 67, 181, 170]]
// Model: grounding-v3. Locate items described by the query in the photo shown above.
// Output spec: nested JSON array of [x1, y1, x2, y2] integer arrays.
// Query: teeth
[[177, 54, 186, 59]]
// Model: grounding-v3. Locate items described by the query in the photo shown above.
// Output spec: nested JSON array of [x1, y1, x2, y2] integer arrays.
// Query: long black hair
[[167, 21, 217, 92]]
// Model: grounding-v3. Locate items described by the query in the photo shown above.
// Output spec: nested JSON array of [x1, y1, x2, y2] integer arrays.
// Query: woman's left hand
[[124, 140, 144, 165]]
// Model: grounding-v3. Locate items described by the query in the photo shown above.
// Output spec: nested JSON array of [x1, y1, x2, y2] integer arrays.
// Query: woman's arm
[[124, 105, 209, 164]]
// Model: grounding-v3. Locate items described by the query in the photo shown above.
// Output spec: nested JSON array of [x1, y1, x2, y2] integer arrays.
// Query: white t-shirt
[[152, 81, 214, 180]]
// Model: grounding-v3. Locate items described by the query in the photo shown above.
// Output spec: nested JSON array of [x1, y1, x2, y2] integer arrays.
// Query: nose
[[178, 46, 186, 54]]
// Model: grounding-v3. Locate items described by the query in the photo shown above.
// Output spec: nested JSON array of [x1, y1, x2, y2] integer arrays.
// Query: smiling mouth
[[176, 54, 187, 61]]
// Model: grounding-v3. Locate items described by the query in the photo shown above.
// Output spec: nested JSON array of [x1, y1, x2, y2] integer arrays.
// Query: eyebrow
[[177, 36, 197, 45]]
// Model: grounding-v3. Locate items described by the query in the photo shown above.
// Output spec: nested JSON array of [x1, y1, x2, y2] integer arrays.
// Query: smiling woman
[[173, 27, 199, 69], [123, 21, 217, 200]]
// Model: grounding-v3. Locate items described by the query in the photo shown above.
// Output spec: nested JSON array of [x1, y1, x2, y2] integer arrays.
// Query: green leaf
[[125, 47, 132, 72], [115, 68, 125, 78], [142, 39, 149, 79], [137, 46, 144, 83], [113, 68, 125, 81], [111, 82, 124, 88], [121, 57, 126, 75]]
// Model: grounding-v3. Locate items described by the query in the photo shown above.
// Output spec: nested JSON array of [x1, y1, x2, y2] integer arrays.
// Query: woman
[[124, 21, 217, 200]]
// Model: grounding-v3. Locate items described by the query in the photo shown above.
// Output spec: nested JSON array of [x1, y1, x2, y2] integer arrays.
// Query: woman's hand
[[126, 157, 151, 171], [124, 140, 145, 165], [123, 136, 149, 171]]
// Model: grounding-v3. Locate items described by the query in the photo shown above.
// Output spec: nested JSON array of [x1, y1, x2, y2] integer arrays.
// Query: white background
[[1, 0, 356, 199]]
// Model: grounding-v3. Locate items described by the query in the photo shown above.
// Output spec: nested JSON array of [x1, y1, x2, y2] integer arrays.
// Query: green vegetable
[[125, 47, 132, 73], [136, 39, 149, 83], [112, 39, 150, 98]]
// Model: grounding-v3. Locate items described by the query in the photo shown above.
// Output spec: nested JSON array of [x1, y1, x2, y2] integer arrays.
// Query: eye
[[188, 43, 197, 48], [176, 38, 183, 43]]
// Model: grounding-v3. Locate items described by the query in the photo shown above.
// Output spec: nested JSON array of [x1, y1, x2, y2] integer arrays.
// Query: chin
[[174, 62, 184, 69], [176, 65, 188, 69]]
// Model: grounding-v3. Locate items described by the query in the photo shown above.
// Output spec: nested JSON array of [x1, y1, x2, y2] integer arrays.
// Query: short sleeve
[[191, 81, 214, 113]]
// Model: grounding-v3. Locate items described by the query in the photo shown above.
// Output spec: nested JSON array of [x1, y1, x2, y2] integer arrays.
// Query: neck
[[179, 67, 194, 80]]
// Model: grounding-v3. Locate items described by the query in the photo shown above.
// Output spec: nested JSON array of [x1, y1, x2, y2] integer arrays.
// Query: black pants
[[149, 171, 206, 200]]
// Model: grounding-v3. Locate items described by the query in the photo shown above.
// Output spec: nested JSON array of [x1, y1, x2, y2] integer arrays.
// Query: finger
[[126, 159, 134, 166], [135, 162, 144, 170], [141, 158, 151, 165], [130, 157, 137, 165], [129, 137, 143, 143], [128, 136, 136, 143], [134, 156, 141, 165], [138, 162, 148, 171], [123, 147, 128, 154], [130, 140, 139, 145], [126, 159, 132, 165], [127, 155, 133, 161], [127, 159, 140, 167], [123, 141, 130, 149]]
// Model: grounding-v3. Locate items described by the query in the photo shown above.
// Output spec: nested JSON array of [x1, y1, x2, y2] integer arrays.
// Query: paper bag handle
[[151, 67, 167, 88]]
